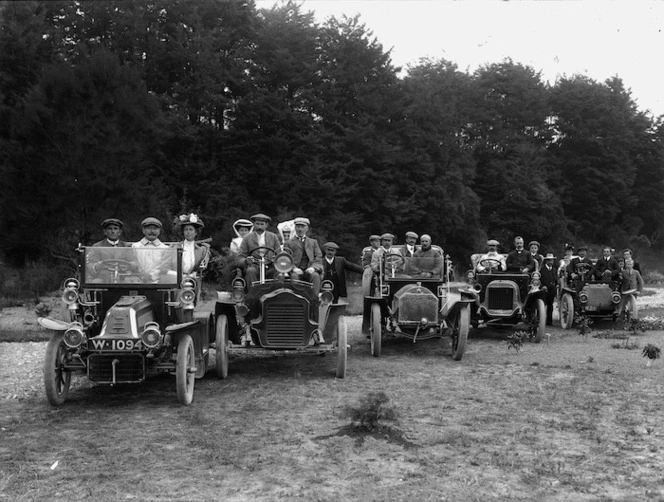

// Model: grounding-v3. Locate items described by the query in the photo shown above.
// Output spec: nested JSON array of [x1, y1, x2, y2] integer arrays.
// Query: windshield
[[83, 246, 180, 286], [382, 254, 443, 280]]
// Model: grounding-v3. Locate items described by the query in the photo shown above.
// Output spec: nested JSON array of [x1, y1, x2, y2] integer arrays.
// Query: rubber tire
[[370, 303, 382, 357], [336, 316, 347, 378], [176, 334, 195, 406], [215, 315, 229, 379], [44, 332, 71, 406], [533, 299, 546, 343], [626, 295, 638, 321], [560, 293, 575, 329], [452, 305, 469, 361]]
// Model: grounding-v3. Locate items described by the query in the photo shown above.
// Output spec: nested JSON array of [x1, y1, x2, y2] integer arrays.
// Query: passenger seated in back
[[409, 234, 442, 278]]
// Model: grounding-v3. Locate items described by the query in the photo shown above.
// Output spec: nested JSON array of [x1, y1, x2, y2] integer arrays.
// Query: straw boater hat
[[544, 253, 555, 260]]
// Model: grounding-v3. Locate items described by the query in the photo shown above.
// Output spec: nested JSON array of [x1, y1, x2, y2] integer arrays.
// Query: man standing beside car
[[322, 242, 363, 303], [506, 236, 535, 273], [238, 213, 281, 285], [540, 253, 558, 326], [284, 217, 323, 295]]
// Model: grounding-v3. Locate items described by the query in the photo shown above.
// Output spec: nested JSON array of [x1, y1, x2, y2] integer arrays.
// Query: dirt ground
[[1, 294, 664, 501]]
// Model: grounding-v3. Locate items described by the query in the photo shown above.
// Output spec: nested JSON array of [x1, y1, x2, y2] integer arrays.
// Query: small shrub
[[506, 330, 527, 352], [642, 344, 661, 361], [341, 392, 397, 430], [574, 315, 593, 338]]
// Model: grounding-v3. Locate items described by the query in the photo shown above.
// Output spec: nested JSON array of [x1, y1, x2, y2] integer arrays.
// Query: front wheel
[[336, 316, 347, 378], [451, 305, 469, 361], [44, 332, 72, 406], [560, 293, 574, 329], [370, 303, 382, 357], [176, 334, 195, 406], [532, 299, 546, 343], [215, 315, 229, 379]]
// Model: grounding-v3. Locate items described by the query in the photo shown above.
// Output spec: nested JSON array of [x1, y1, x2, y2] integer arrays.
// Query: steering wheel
[[247, 247, 275, 265], [95, 259, 133, 273], [574, 262, 593, 275], [478, 258, 503, 273], [384, 253, 406, 269]]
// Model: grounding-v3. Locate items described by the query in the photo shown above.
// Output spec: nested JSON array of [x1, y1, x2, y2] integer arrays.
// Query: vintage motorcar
[[463, 253, 546, 342], [361, 245, 473, 360], [558, 261, 637, 328], [214, 247, 347, 378], [38, 246, 213, 406]]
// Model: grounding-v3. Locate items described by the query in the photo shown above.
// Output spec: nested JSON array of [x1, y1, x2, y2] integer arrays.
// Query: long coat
[[322, 257, 363, 299], [172, 241, 210, 275]]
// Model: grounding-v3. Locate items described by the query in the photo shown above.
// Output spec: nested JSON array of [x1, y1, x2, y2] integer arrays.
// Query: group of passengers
[[89, 215, 211, 283]]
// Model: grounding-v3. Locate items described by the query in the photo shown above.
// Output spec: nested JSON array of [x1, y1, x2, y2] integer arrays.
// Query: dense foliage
[[1, 0, 663, 269]]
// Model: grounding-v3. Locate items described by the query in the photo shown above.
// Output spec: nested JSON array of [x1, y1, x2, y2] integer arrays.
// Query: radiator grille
[[87, 354, 145, 383], [399, 292, 438, 322], [265, 303, 306, 347], [487, 287, 515, 310]]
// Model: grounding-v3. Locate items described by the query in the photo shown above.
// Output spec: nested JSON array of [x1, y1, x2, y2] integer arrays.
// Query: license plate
[[89, 339, 143, 351], [584, 306, 598, 312]]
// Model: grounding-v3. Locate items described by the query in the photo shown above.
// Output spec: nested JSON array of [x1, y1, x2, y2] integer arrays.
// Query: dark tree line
[[1, 0, 663, 269]]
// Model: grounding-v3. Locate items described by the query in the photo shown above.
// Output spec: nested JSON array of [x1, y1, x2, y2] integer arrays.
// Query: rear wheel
[[44, 332, 71, 406], [560, 293, 575, 329], [532, 299, 546, 343], [451, 305, 469, 361], [176, 334, 195, 405], [370, 303, 382, 357], [215, 315, 229, 379], [336, 316, 347, 378]]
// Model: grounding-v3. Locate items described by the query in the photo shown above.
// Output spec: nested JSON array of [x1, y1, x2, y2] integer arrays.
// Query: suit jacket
[[594, 256, 620, 279], [323, 257, 363, 298], [88, 239, 132, 264], [401, 245, 417, 258], [506, 250, 535, 273], [284, 236, 323, 272], [540, 263, 558, 295], [238, 231, 282, 266]]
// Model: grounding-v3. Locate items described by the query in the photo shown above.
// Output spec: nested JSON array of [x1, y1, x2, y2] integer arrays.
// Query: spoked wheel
[[336, 316, 347, 378], [176, 334, 195, 405], [532, 299, 546, 343], [215, 315, 229, 379], [560, 293, 575, 329], [451, 305, 470, 361], [44, 332, 72, 406], [370, 303, 382, 357]]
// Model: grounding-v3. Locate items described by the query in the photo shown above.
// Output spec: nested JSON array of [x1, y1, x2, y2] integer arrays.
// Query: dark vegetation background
[[1, 0, 664, 295]]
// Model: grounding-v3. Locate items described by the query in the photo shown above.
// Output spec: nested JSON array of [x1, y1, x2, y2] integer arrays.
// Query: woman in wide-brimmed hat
[[174, 213, 210, 277], [230, 218, 253, 254]]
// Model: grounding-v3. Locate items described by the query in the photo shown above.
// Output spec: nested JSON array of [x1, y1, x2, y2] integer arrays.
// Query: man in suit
[[284, 217, 323, 295], [540, 253, 558, 326], [476, 239, 506, 272], [506, 236, 535, 273], [594, 246, 620, 283], [88, 218, 132, 281], [622, 248, 642, 274], [567, 245, 594, 290], [322, 242, 363, 303], [402, 231, 418, 258], [238, 213, 281, 285]]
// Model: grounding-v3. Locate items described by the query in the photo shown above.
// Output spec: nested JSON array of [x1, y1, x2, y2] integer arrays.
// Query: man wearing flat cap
[[88, 218, 131, 277], [284, 217, 323, 295], [476, 239, 506, 272], [371, 233, 401, 274], [566, 244, 594, 287], [402, 231, 419, 258], [322, 242, 363, 303], [540, 253, 558, 325], [506, 236, 535, 273], [361, 234, 381, 269], [528, 241, 544, 270], [238, 213, 281, 284], [132, 217, 170, 281]]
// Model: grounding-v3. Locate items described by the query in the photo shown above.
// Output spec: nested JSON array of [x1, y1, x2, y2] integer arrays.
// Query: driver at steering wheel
[[237, 213, 281, 285], [87, 218, 132, 281], [370, 233, 401, 274], [476, 239, 506, 273]]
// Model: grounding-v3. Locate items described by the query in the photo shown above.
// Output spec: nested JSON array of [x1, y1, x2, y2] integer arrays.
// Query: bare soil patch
[[2, 290, 664, 501]]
